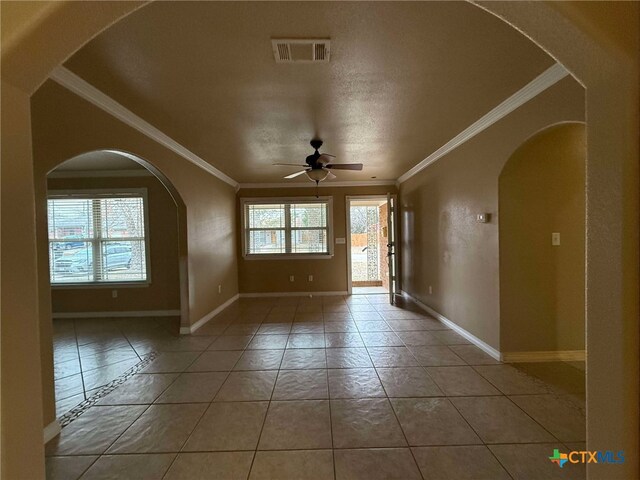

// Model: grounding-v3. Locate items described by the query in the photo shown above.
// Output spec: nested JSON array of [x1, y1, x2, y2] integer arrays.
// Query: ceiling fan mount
[[309, 138, 323, 151]]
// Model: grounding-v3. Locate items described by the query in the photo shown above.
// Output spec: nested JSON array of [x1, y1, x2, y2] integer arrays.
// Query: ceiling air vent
[[272, 39, 330, 64]]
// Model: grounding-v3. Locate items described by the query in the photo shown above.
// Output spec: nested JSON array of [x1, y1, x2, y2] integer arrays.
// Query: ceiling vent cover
[[272, 39, 330, 63]]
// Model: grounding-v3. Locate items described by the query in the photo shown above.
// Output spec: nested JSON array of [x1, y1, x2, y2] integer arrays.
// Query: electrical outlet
[[289, 275, 295, 282], [428, 285, 433, 295], [218, 284, 222, 294], [308, 275, 313, 282], [112, 289, 118, 298]]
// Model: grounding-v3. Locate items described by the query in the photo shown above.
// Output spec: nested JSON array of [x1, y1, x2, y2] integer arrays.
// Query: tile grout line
[[357, 307, 428, 480], [324, 336, 337, 480], [71, 319, 90, 403], [246, 302, 289, 480]]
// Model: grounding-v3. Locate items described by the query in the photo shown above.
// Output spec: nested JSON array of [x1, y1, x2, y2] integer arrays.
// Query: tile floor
[[48, 295, 586, 479], [52, 315, 181, 417]]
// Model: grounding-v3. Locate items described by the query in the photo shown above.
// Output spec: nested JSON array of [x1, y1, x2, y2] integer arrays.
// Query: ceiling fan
[[273, 139, 363, 185]]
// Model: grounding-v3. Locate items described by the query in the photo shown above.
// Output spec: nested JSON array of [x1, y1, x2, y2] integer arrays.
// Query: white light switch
[[552, 232, 561, 246]]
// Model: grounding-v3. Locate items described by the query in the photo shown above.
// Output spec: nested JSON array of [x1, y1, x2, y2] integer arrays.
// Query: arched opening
[[500, 122, 586, 357], [0, 2, 637, 479], [498, 122, 587, 442], [42, 150, 189, 417]]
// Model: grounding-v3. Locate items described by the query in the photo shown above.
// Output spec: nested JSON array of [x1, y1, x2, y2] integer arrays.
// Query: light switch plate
[[552, 232, 561, 246]]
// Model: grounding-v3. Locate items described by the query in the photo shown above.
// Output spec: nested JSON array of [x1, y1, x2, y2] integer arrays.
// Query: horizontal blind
[[48, 192, 148, 284], [244, 200, 329, 255]]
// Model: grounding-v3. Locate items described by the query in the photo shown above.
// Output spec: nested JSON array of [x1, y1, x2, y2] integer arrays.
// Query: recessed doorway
[[346, 195, 397, 300]]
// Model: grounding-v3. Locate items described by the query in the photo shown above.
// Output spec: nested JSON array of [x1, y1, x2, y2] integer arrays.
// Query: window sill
[[243, 254, 334, 261], [51, 281, 151, 289]]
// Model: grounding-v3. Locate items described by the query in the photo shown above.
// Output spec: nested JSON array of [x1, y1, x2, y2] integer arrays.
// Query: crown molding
[[51, 63, 567, 189], [237, 180, 397, 190], [48, 169, 154, 179], [49, 66, 238, 188], [397, 63, 569, 184]]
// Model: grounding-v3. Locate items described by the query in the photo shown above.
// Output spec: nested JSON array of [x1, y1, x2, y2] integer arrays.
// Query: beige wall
[[32, 80, 239, 326], [237, 186, 396, 294], [30, 80, 239, 427], [399, 77, 585, 350], [499, 123, 586, 353], [46, 175, 181, 314], [1, 79, 47, 480]]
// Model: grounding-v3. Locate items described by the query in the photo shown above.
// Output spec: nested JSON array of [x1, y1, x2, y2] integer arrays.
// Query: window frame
[[241, 196, 334, 260], [48, 188, 152, 288]]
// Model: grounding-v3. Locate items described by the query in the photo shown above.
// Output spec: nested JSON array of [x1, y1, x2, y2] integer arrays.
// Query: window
[[48, 189, 150, 284], [242, 197, 333, 258]]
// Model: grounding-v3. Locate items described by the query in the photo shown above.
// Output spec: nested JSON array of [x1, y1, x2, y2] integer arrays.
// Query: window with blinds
[[47, 189, 150, 284], [242, 197, 333, 257]]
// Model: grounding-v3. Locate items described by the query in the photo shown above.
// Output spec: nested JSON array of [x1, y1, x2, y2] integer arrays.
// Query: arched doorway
[[1, 3, 637, 479], [42, 150, 189, 417]]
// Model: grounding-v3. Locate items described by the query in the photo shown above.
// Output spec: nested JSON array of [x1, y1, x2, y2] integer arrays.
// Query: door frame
[[345, 194, 398, 295]]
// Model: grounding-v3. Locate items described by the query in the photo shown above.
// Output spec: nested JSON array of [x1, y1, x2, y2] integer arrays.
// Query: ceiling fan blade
[[325, 163, 363, 171], [318, 154, 335, 164], [273, 163, 309, 167], [284, 170, 309, 179]]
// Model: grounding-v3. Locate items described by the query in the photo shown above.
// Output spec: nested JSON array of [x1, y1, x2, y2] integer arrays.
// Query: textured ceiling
[[64, 1, 555, 183]]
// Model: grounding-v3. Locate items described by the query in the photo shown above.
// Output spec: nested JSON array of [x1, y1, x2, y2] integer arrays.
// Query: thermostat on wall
[[477, 213, 491, 223]]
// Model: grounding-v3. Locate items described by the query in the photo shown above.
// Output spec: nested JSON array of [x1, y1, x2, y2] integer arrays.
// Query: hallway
[[47, 295, 585, 480]]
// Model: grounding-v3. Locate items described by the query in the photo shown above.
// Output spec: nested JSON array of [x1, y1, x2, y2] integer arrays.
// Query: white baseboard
[[400, 290, 502, 361], [181, 294, 240, 335], [502, 350, 586, 363], [239, 291, 349, 298], [44, 419, 61, 443], [53, 310, 181, 319]]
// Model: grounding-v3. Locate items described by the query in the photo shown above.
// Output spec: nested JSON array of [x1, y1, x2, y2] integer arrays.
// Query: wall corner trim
[[49, 66, 238, 188], [183, 294, 240, 335], [44, 419, 61, 444], [399, 290, 502, 361], [396, 63, 569, 184], [501, 350, 586, 363]]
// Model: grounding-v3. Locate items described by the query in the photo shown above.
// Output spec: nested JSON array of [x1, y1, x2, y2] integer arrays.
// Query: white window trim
[[48, 188, 152, 287], [241, 196, 334, 260]]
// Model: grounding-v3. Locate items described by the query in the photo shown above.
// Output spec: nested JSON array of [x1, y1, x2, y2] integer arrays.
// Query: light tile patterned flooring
[[48, 295, 586, 480]]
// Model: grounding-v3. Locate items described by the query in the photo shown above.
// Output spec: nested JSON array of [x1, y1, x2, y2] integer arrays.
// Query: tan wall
[[237, 186, 396, 293], [47, 175, 181, 314], [31, 80, 239, 427], [399, 77, 585, 350], [32, 80, 239, 325], [1, 79, 47, 480], [499, 123, 586, 353]]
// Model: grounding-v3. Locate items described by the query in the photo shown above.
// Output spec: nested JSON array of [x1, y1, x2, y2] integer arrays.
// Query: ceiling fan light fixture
[[306, 169, 329, 182]]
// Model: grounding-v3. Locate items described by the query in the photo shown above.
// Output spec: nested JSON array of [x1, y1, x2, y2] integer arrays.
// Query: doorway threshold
[[352, 286, 388, 295]]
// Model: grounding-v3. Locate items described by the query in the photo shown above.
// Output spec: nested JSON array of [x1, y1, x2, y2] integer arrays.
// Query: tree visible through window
[[48, 190, 149, 284], [243, 198, 332, 256]]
